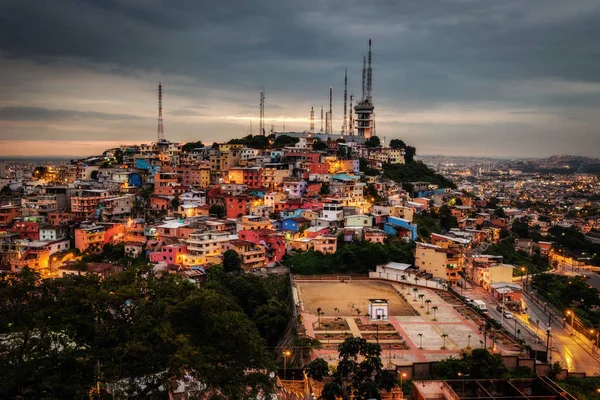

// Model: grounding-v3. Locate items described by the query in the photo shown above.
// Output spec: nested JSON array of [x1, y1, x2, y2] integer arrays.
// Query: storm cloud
[[1, 0, 600, 156]]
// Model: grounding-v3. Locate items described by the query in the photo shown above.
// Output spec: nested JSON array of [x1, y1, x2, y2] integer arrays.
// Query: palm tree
[[334, 307, 340, 321], [418, 293, 425, 308], [418, 333, 423, 349], [414, 276, 420, 286], [355, 308, 362, 317], [425, 299, 432, 314], [317, 307, 324, 329], [323, 323, 331, 344], [432, 306, 438, 321], [467, 334, 472, 349], [401, 274, 407, 288], [441, 333, 449, 350], [406, 283, 412, 295], [412, 287, 419, 301]]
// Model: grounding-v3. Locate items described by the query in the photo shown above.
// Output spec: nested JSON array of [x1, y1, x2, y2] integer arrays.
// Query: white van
[[472, 300, 487, 311]]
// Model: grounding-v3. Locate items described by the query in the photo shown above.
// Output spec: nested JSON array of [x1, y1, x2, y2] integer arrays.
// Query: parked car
[[464, 296, 472, 304], [503, 311, 513, 319], [496, 305, 503, 312]]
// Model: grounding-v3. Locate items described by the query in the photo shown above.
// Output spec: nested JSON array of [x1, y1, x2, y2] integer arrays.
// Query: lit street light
[[400, 372, 407, 388], [566, 310, 575, 332], [283, 350, 291, 379]]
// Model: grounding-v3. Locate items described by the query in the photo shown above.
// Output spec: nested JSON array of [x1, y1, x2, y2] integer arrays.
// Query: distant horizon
[[0, 147, 596, 162], [2, 1, 600, 158]]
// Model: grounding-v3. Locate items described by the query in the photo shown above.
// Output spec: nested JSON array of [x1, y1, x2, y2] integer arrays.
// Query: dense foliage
[[364, 136, 381, 148], [556, 376, 600, 400], [433, 349, 510, 379], [532, 274, 600, 328], [486, 238, 549, 274], [285, 238, 415, 275], [227, 134, 271, 149], [311, 337, 397, 400], [0, 266, 293, 399], [359, 158, 380, 176], [313, 139, 328, 151], [205, 265, 293, 349], [383, 162, 455, 191], [181, 141, 205, 152], [389, 139, 416, 163], [548, 226, 600, 266]]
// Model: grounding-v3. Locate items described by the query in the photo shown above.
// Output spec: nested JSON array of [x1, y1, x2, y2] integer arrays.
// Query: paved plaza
[[294, 279, 499, 366]]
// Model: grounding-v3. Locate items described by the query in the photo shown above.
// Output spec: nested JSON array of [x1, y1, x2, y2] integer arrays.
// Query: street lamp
[[283, 350, 291, 379], [521, 267, 526, 288], [457, 372, 470, 395], [400, 372, 407, 388], [566, 310, 575, 332]]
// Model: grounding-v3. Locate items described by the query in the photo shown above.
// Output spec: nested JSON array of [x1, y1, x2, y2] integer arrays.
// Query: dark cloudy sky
[[1, 0, 600, 157]]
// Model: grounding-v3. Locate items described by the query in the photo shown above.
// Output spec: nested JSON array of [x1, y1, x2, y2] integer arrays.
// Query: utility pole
[[259, 88, 265, 136], [157, 82, 164, 141]]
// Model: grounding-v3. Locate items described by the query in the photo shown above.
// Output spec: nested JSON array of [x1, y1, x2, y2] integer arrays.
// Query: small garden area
[[354, 318, 397, 331], [313, 318, 350, 331]]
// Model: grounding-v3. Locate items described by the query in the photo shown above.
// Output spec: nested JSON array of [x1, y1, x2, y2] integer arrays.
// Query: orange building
[[225, 195, 253, 218], [75, 226, 104, 253], [0, 205, 21, 228]]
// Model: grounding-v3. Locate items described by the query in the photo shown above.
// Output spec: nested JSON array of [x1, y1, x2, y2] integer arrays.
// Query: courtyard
[[293, 279, 519, 366]]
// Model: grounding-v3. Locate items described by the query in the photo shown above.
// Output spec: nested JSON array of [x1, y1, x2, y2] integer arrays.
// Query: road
[[461, 284, 600, 375]]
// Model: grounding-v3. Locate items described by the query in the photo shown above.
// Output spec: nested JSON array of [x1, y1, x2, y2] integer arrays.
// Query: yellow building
[[291, 238, 313, 252], [237, 215, 272, 231], [477, 264, 515, 291], [223, 239, 267, 271], [219, 143, 243, 153], [313, 235, 337, 254], [415, 242, 463, 286]]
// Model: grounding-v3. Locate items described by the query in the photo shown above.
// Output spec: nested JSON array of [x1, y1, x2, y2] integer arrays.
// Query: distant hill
[[507, 155, 600, 174], [383, 161, 456, 190]]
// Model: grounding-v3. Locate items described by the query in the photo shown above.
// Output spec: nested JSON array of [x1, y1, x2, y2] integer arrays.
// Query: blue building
[[282, 217, 310, 233], [383, 216, 417, 241]]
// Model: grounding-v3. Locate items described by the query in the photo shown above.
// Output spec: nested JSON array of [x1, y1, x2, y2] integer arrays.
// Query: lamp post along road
[[283, 350, 291, 379]]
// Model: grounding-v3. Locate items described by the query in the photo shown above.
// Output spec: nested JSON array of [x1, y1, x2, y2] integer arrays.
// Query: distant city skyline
[[1, 0, 600, 157]]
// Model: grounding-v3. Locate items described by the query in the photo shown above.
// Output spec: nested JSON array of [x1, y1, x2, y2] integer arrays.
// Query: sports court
[[295, 280, 415, 316]]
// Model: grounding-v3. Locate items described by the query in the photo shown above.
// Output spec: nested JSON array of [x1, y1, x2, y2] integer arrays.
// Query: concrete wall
[[397, 357, 559, 380]]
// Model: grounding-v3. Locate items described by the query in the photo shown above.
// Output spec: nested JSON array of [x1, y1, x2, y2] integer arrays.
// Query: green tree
[[209, 204, 226, 218], [320, 337, 397, 400], [313, 140, 328, 151], [114, 148, 124, 164], [223, 249, 242, 274], [32, 166, 47, 179], [0, 267, 276, 399], [182, 141, 205, 152], [171, 196, 181, 210], [389, 139, 406, 149], [364, 136, 381, 148], [273, 135, 299, 148], [433, 349, 509, 380], [306, 358, 330, 381]]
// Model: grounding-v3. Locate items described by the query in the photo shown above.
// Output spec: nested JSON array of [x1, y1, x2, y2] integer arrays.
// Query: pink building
[[238, 229, 286, 264], [149, 244, 187, 265]]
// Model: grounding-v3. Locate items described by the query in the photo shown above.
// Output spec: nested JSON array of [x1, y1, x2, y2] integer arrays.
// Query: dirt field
[[295, 280, 415, 316]]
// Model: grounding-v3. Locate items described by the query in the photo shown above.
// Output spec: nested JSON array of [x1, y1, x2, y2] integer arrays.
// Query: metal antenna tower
[[367, 39, 373, 103], [157, 82, 164, 141], [361, 55, 366, 102], [310, 106, 315, 133], [329, 86, 333, 134], [259, 88, 265, 136], [349, 94, 354, 136], [320, 105, 324, 133], [342, 68, 347, 135]]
